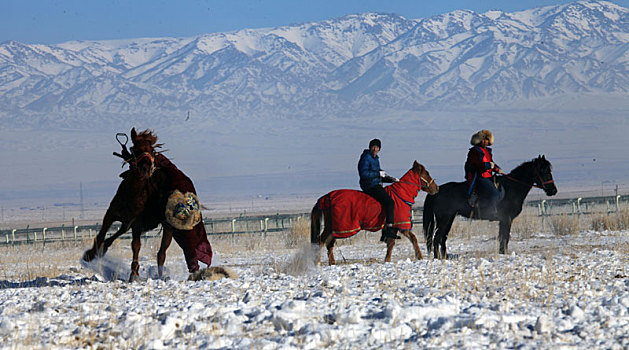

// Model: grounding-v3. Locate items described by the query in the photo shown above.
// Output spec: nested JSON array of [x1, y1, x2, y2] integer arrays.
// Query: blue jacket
[[358, 149, 382, 191]]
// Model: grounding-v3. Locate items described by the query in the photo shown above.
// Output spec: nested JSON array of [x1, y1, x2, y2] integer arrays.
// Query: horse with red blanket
[[311, 161, 438, 265]]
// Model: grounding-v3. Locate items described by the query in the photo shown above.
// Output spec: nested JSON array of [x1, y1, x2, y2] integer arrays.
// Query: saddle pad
[[317, 189, 413, 239]]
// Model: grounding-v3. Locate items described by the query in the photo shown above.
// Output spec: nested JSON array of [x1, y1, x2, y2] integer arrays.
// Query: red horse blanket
[[156, 154, 212, 272], [317, 168, 422, 238]]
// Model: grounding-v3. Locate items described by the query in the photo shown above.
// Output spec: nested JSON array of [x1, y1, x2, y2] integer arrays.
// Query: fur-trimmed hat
[[165, 190, 202, 230], [470, 130, 494, 146], [369, 138, 381, 149]]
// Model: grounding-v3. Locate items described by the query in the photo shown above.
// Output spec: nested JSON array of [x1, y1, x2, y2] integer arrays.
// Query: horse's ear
[[131, 128, 137, 141], [542, 154, 546, 160]]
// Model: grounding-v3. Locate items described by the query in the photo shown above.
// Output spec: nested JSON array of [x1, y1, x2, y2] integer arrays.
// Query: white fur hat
[[470, 129, 494, 146], [165, 190, 202, 230]]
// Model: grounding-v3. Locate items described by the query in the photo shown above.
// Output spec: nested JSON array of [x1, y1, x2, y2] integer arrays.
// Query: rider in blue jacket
[[358, 139, 400, 241]]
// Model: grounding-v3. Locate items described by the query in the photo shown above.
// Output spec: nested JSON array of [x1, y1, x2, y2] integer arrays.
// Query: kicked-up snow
[[0, 229, 628, 349]]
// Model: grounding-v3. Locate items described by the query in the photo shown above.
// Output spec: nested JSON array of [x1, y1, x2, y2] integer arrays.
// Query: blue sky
[[2, 0, 626, 44]]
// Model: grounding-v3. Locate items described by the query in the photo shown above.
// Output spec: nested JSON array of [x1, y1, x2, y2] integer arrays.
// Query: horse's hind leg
[[83, 210, 117, 261], [157, 225, 173, 279], [399, 230, 423, 260], [325, 235, 336, 266], [434, 215, 455, 259], [384, 237, 396, 262], [425, 220, 435, 254], [129, 229, 142, 282]]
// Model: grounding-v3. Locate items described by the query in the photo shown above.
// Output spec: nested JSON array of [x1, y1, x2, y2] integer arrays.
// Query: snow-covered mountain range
[[1, 0, 627, 128]]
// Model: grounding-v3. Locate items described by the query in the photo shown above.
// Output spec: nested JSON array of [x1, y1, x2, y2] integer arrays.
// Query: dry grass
[[285, 216, 310, 248], [590, 208, 629, 231], [511, 208, 542, 239], [548, 214, 581, 236]]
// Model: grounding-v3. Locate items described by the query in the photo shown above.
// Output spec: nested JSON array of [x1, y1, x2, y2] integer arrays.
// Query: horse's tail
[[423, 194, 436, 252], [311, 204, 323, 244]]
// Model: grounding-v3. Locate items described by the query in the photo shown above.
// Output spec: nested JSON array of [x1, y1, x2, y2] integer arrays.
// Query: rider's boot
[[380, 224, 400, 242]]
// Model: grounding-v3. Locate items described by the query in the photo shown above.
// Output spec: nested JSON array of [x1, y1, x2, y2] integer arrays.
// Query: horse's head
[[130, 127, 159, 179], [413, 161, 439, 195], [533, 155, 557, 196]]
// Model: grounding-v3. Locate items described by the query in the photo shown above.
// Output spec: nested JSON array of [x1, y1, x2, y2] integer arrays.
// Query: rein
[[397, 175, 434, 190], [503, 174, 553, 190]]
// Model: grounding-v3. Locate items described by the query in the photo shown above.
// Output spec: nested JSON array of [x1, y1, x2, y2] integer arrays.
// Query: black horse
[[423, 155, 557, 258]]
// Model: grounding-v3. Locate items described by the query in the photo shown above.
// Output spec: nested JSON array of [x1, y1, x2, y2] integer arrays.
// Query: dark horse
[[83, 128, 213, 281], [311, 161, 439, 265], [423, 155, 557, 259]]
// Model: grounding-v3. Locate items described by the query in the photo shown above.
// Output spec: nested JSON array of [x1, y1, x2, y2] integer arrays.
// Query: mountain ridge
[[0, 0, 627, 129]]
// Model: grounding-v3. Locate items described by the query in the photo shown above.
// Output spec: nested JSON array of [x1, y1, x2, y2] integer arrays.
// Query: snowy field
[[0, 221, 628, 349]]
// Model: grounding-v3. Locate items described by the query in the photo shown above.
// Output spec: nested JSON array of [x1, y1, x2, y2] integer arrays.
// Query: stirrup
[[468, 192, 478, 207]]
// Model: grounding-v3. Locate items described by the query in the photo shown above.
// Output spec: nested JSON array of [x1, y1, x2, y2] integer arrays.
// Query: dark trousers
[[475, 177, 504, 214], [364, 185, 395, 225]]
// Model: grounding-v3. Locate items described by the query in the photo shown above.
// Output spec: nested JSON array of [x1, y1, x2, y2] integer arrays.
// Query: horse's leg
[[102, 220, 134, 253], [311, 205, 324, 265], [425, 219, 435, 254], [129, 228, 142, 282], [399, 230, 423, 260], [83, 210, 117, 261], [384, 236, 396, 263], [434, 215, 455, 259], [157, 225, 173, 279], [326, 236, 336, 266], [498, 218, 512, 254]]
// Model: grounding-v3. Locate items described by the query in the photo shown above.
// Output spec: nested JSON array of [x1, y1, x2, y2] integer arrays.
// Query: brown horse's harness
[[113, 133, 156, 178]]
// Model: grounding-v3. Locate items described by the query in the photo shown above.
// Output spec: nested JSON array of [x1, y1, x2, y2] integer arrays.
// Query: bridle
[[130, 151, 156, 178]]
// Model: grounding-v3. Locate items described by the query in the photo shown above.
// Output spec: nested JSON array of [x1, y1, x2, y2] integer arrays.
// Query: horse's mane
[[509, 157, 551, 177], [134, 129, 164, 151]]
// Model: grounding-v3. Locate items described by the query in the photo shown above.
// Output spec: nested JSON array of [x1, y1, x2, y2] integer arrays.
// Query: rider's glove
[[379, 170, 386, 177]]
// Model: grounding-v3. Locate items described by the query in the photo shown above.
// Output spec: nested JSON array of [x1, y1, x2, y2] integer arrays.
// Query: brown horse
[[311, 161, 438, 265], [83, 128, 171, 281], [83, 128, 214, 281]]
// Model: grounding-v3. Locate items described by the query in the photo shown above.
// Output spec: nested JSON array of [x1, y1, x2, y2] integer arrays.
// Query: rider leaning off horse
[[358, 138, 400, 241], [465, 129, 506, 217]]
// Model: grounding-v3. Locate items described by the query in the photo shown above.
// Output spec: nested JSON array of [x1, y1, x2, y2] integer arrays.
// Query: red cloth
[[317, 168, 422, 238], [156, 153, 213, 272]]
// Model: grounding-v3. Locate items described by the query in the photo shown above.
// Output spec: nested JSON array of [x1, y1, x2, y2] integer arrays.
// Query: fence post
[[34, 227, 37, 242], [231, 219, 236, 233], [577, 198, 582, 213], [61, 224, 65, 240], [264, 218, 269, 236], [74, 226, 78, 243], [42, 227, 47, 245], [616, 195, 621, 212], [12, 229, 16, 245], [5, 234, 8, 244], [541, 200, 547, 216]]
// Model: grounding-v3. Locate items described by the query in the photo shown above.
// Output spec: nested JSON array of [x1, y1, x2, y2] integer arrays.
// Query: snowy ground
[[0, 226, 628, 349]]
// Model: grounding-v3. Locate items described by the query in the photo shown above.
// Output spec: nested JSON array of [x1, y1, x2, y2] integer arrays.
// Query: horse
[[311, 161, 439, 265], [83, 128, 170, 281], [423, 155, 557, 259], [83, 128, 213, 281]]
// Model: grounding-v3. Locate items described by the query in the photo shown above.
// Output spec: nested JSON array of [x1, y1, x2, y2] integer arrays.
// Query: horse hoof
[[129, 274, 141, 282], [82, 250, 95, 262]]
